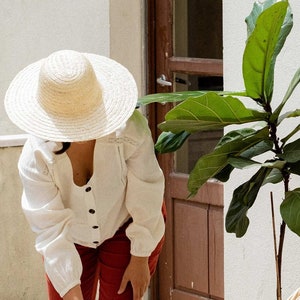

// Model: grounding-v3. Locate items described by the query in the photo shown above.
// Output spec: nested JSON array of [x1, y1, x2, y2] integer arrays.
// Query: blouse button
[[93, 241, 99, 245], [85, 187, 92, 192], [92, 225, 99, 229], [89, 209, 96, 214]]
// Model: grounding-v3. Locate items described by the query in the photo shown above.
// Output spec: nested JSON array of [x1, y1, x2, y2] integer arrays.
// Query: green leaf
[[263, 168, 283, 185], [280, 138, 300, 163], [227, 156, 260, 169], [216, 128, 257, 147], [138, 91, 207, 105], [158, 92, 266, 133], [226, 167, 272, 237], [278, 109, 300, 124], [138, 90, 249, 106], [213, 165, 234, 182], [281, 124, 300, 145], [243, 1, 291, 103], [239, 139, 273, 158], [262, 159, 286, 170], [288, 161, 300, 176], [155, 131, 190, 153], [187, 127, 270, 196], [281, 189, 300, 236], [213, 130, 273, 182], [245, 0, 278, 37], [272, 68, 300, 123], [159, 119, 226, 133]]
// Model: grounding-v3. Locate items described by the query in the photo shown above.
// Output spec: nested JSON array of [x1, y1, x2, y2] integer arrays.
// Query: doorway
[[147, 1, 224, 299]]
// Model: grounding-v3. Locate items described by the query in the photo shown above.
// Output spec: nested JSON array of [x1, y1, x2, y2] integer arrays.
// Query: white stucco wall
[[223, 1, 300, 299], [110, 0, 146, 97], [0, 1, 145, 299]]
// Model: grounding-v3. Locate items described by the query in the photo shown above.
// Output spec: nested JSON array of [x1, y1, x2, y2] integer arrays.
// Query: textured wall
[[0, 146, 47, 299], [110, 0, 146, 96]]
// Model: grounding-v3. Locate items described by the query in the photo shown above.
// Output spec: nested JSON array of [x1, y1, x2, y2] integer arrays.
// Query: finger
[[132, 286, 139, 300], [132, 284, 143, 300], [141, 285, 148, 299], [133, 285, 147, 300], [117, 276, 129, 295], [142, 285, 148, 298]]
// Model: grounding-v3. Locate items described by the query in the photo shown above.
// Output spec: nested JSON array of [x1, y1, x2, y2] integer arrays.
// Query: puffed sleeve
[[124, 111, 165, 257], [18, 138, 82, 297]]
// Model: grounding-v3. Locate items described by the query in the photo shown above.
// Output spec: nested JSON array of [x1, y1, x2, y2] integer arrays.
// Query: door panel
[[172, 290, 213, 300], [174, 201, 209, 294], [147, 1, 224, 299]]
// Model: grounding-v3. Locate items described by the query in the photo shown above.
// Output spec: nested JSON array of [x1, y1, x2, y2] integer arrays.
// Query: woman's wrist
[[130, 255, 149, 263], [62, 285, 84, 300]]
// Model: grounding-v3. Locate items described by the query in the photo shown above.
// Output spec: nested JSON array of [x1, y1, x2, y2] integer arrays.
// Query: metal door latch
[[156, 74, 172, 86]]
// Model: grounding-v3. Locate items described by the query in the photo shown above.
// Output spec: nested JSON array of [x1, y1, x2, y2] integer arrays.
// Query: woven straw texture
[[5, 50, 138, 142]]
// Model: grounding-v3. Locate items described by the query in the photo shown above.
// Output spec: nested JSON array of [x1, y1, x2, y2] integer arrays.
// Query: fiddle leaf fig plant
[[138, 1, 298, 298]]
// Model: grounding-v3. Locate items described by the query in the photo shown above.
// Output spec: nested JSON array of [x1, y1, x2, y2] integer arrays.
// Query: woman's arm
[[124, 113, 165, 257], [19, 138, 82, 297]]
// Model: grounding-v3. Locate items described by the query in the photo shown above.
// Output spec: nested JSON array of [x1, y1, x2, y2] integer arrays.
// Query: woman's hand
[[118, 255, 150, 300], [62, 285, 84, 300]]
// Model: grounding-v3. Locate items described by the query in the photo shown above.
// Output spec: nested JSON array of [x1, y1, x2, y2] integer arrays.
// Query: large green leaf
[[159, 119, 227, 133], [138, 91, 206, 105], [213, 130, 273, 182], [262, 160, 286, 170], [155, 131, 190, 153], [281, 189, 300, 236], [239, 139, 273, 158], [280, 138, 300, 163], [216, 128, 257, 146], [187, 127, 270, 196], [138, 90, 248, 105], [158, 92, 266, 133], [263, 168, 283, 185], [243, 1, 291, 103], [278, 109, 300, 124], [227, 156, 260, 169], [226, 167, 272, 237], [245, 0, 278, 37], [272, 68, 300, 124]]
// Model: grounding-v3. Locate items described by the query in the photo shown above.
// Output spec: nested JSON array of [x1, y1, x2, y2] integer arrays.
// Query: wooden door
[[147, 1, 224, 300]]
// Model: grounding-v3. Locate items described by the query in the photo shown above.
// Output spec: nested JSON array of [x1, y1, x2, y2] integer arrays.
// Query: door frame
[[146, 1, 224, 299]]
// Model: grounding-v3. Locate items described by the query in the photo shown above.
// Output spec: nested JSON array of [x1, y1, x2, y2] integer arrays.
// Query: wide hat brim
[[4, 53, 138, 142]]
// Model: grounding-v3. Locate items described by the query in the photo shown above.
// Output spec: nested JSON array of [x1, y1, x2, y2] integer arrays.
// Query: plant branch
[[277, 174, 289, 295], [278, 221, 286, 288], [271, 192, 281, 300], [266, 105, 289, 300]]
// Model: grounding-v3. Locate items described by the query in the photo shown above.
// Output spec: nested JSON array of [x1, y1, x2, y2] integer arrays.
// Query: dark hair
[[54, 142, 71, 154]]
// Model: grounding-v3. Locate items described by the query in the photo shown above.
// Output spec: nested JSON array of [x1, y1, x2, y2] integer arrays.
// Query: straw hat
[[4, 50, 138, 142]]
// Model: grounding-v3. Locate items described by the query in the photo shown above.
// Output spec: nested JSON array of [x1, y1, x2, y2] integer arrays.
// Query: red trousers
[[46, 216, 165, 300]]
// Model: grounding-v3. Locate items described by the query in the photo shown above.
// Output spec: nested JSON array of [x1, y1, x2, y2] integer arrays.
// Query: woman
[[5, 50, 165, 300]]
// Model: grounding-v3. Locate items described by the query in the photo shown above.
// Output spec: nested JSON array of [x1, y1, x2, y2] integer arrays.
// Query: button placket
[[84, 186, 100, 245]]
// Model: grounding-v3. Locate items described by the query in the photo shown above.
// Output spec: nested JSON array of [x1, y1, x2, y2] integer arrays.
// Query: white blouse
[[18, 110, 165, 297]]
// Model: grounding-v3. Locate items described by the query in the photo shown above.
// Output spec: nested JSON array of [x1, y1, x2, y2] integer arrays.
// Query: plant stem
[[278, 221, 286, 295], [267, 111, 289, 300], [276, 174, 289, 300], [270, 192, 281, 300]]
